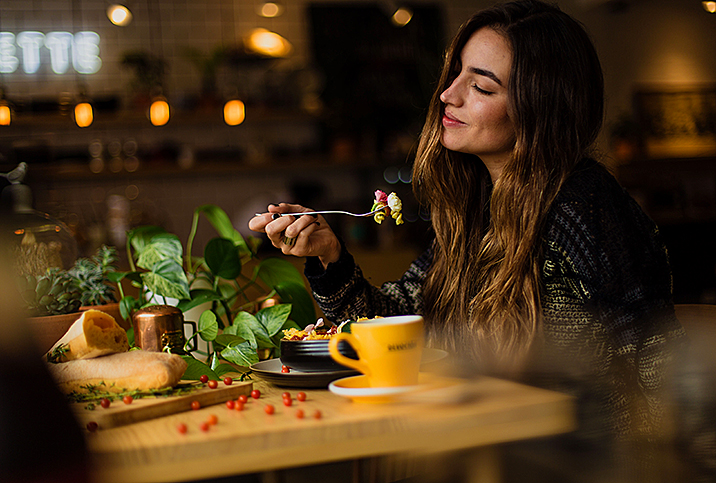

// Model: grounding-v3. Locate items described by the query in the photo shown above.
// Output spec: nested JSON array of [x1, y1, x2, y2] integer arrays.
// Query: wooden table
[[86, 374, 574, 483]]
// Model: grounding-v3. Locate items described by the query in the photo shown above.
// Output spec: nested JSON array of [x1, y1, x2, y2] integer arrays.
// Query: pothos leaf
[[274, 281, 315, 328], [141, 258, 190, 300], [198, 310, 219, 341], [181, 355, 220, 381], [137, 233, 184, 270], [204, 237, 242, 280], [221, 342, 260, 366], [255, 303, 292, 337]]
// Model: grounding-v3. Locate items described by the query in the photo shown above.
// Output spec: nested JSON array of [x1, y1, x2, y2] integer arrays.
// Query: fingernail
[[272, 213, 282, 220], [314, 221, 321, 226], [269, 203, 280, 207]]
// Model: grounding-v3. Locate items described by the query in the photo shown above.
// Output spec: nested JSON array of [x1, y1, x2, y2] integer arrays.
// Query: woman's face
[[440, 27, 515, 176]]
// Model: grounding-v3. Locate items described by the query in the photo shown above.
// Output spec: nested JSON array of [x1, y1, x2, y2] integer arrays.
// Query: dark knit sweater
[[305, 159, 685, 439]]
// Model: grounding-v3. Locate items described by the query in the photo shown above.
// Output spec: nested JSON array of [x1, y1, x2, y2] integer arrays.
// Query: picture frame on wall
[[634, 84, 716, 159]]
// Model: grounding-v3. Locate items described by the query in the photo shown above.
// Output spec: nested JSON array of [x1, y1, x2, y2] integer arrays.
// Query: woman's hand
[[248, 203, 341, 269]]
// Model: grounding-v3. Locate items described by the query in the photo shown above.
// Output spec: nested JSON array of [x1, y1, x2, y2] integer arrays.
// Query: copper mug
[[132, 305, 196, 353]]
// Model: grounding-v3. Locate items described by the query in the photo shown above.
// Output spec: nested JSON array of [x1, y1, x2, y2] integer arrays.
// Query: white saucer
[[328, 372, 460, 404]]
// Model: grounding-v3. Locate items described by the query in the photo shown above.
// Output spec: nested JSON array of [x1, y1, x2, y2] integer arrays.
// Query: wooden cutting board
[[72, 380, 253, 430]]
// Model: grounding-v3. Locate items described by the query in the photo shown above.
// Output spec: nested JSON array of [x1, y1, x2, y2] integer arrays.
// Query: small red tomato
[[199, 421, 210, 432], [100, 398, 111, 409], [251, 389, 261, 399], [296, 392, 307, 402], [223, 377, 233, 386], [207, 414, 218, 425], [281, 365, 290, 373], [295, 409, 305, 419], [191, 400, 201, 411], [207, 379, 218, 389], [177, 423, 188, 434], [86, 421, 99, 432], [238, 395, 248, 404], [122, 395, 133, 405], [313, 410, 322, 420], [281, 391, 291, 399], [226, 400, 235, 410], [264, 404, 275, 415], [199, 374, 209, 384], [283, 397, 293, 407], [236, 402, 245, 411]]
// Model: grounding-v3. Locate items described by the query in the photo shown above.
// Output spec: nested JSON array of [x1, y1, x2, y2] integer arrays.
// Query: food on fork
[[372, 190, 404, 225], [46, 309, 129, 363]]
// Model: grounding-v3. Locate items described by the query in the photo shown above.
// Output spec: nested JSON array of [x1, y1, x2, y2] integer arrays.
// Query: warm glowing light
[[257, 2, 284, 17], [246, 29, 292, 57], [391, 7, 413, 27], [0, 103, 11, 126], [107, 5, 133, 26], [74, 102, 93, 127], [149, 98, 170, 126], [224, 99, 245, 126], [704, 1, 716, 13]]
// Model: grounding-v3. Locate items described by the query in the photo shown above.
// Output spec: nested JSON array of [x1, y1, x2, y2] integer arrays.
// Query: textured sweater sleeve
[[303, 241, 431, 323], [538, 161, 685, 440]]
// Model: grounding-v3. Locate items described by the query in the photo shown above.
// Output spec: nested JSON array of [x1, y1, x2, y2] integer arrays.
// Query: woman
[[249, 0, 684, 443]]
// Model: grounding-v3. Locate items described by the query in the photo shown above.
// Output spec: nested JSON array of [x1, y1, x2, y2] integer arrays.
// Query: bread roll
[[47, 309, 129, 362], [47, 349, 188, 394]]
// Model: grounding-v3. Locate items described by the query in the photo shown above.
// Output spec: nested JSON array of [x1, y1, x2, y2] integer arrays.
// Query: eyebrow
[[468, 66, 503, 86]]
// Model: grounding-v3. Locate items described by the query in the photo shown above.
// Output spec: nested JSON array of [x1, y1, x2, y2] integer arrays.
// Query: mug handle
[[328, 333, 369, 375], [183, 320, 198, 352]]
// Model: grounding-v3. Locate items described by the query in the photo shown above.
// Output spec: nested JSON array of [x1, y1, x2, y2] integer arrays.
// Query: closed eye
[[472, 84, 494, 95]]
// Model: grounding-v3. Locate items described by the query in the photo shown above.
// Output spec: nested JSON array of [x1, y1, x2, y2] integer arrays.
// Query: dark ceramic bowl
[[279, 339, 359, 373]]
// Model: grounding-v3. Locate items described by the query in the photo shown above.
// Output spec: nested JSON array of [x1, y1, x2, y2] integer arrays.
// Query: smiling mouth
[[442, 111, 465, 128]]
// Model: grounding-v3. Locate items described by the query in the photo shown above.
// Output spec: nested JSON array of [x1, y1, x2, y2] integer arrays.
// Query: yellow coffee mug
[[328, 315, 424, 387]]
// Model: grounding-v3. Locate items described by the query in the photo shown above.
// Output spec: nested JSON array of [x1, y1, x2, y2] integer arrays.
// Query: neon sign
[[0, 31, 101, 75]]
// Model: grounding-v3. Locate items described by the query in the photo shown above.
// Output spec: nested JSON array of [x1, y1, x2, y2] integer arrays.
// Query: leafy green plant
[[66, 245, 119, 306], [18, 267, 82, 316], [111, 204, 316, 380]]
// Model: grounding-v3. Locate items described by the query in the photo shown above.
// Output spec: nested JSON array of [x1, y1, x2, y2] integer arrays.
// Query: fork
[[255, 208, 385, 218]]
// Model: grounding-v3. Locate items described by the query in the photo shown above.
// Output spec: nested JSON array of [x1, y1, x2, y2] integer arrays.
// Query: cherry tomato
[[224, 377, 233, 386], [191, 400, 201, 411], [86, 421, 99, 432], [200, 374, 209, 384], [281, 392, 291, 399], [264, 404, 275, 415], [207, 414, 218, 425], [236, 402, 245, 411], [199, 421, 210, 432], [283, 397, 293, 407], [296, 392, 307, 402], [295, 409, 305, 419], [208, 379, 218, 389], [100, 398, 111, 409], [122, 395, 133, 405], [251, 389, 261, 399], [226, 400, 235, 410], [281, 365, 290, 373], [177, 423, 188, 434], [238, 395, 248, 404], [313, 410, 322, 420]]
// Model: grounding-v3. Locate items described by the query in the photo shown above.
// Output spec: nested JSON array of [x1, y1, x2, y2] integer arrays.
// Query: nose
[[440, 77, 461, 106]]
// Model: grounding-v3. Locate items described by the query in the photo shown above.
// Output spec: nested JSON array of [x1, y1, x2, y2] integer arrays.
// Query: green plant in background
[[111, 204, 315, 380], [18, 268, 82, 316], [66, 245, 118, 306]]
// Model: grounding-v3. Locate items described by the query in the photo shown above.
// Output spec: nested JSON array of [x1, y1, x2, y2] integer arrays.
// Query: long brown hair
[[414, 0, 604, 370]]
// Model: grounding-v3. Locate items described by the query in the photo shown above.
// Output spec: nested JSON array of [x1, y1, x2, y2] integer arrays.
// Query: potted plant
[[113, 204, 316, 381], [17, 244, 131, 353]]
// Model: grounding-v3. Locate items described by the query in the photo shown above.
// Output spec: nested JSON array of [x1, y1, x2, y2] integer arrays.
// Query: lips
[[442, 110, 465, 128]]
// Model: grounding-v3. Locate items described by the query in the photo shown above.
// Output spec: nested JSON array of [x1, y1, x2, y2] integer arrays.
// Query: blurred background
[[0, 0, 715, 299]]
